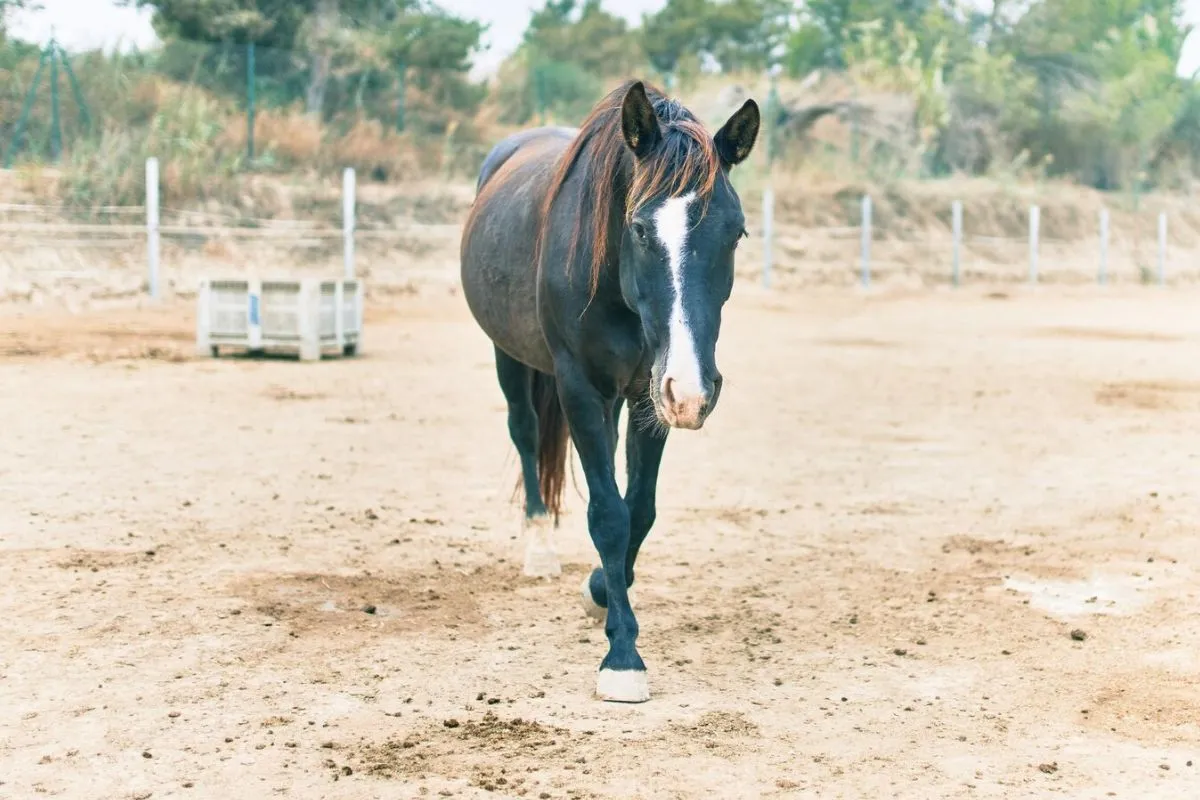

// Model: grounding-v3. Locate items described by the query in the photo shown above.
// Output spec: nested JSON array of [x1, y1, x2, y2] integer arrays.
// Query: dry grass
[[220, 109, 324, 166], [219, 109, 424, 182], [5, 61, 1199, 275], [329, 119, 421, 182]]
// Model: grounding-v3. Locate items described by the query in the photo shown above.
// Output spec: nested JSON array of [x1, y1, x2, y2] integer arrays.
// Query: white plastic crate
[[196, 277, 363, 361]]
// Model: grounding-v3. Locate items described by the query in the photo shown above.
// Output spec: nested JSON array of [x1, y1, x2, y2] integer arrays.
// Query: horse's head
[[617, 82, 759, 431]]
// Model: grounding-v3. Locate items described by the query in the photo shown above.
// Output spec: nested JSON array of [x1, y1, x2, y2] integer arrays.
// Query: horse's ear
[[621, 82, 661, 159], [714, 99, 760, 167]]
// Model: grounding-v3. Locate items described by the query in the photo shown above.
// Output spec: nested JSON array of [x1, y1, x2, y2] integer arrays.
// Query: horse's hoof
[[522, 516, 560, 578], [579, 574, 606, 623], [595, 669, 650, 703]]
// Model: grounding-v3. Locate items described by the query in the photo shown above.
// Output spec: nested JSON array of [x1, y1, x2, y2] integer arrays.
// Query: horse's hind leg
[[494, 346, 560, 577]]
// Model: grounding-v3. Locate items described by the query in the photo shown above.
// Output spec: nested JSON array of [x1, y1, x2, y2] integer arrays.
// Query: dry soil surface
[[1, 285, 1198, 799]]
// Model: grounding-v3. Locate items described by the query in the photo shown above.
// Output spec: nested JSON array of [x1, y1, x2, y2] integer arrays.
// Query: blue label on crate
[[248, 294, 260, 326]]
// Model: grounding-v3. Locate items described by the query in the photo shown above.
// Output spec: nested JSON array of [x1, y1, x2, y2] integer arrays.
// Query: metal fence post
[[860, 194, 872, 288], [533, 63, 546, 125], [58, 42, 91, 133], [48, 40, 62, 162], [4, 47, 49, 168], [343, 167, 357, 280], [396, 62, 407, 132], [246, 42, 256, 162], [146, 157, 160, 300]]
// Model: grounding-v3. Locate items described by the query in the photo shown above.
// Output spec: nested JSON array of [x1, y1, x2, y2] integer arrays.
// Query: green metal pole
[[49, 41, 62, 162], [396, 62, 407, 132], [4, 48, 50, 168], [850, 83, 859, 165], [246, 42, 256, 162], [58, 44, 92, 134], [763, 76, 782, 167], [533, 63, 546, 125], [1133, 137, 1145, 212]]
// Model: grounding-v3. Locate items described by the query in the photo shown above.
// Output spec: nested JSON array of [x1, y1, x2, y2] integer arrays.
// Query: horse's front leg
[[556, 362, 648, 702], [582, 413, 666, 622]]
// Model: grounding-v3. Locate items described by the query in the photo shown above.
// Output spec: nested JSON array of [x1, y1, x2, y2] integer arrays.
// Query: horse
[[459, 79, 759, 703]]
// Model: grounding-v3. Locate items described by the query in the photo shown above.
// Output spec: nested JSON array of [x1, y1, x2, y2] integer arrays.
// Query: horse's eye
[[630, 221, 649, 244]]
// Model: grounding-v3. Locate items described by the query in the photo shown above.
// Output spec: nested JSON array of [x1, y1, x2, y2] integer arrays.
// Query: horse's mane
[[536, 80, 721, 296]]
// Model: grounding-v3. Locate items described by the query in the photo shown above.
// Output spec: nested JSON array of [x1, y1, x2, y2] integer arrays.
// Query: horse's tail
[[532, 370, 569, 520]]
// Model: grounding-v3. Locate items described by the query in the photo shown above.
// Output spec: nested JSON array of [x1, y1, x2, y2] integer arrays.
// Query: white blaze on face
[[653, 192, 703, 403]]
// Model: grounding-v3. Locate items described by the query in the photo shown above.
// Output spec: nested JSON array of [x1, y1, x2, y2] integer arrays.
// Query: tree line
[[2, 0, 1198, 190]]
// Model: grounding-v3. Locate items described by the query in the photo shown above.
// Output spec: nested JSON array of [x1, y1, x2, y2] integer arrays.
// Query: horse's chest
[[580, 314, 645, 390]]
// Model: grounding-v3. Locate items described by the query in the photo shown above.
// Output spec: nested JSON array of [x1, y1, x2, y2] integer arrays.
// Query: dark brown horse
[[460, 80, 759, 702]]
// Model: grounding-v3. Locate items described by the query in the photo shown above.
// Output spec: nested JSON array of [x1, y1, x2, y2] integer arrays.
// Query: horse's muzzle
[[660, 372, 721, 430]]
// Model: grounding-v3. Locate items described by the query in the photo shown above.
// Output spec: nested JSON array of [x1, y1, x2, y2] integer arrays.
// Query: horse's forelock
[[627, 120, 719, 220], [536, 81, 719, 297]]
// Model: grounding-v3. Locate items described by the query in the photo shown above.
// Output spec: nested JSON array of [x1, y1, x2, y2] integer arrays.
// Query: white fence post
[[860, 194, 872, 288], [1028, 205, 1040, 284], [343, 167, 356, 280], [951, 200, 962, 287], [762, 187, 774, 289], [1158, 211, 1167, 287], [146, 157, 160, 300], [1099, 208, 1109, 285]]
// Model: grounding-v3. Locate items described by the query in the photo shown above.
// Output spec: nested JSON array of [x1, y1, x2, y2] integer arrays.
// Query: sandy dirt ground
[[1, 283, 1198, 800]]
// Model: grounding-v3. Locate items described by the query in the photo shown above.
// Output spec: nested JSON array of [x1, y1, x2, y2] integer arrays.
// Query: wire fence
[[756, 190, 1194, 289], [3, 37, 1199, 305], [0, 36, 490, 209]]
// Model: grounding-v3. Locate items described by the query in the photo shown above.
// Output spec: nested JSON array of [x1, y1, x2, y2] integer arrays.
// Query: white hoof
[[595, 668, 650, 703], [522, 516, 560, 578], [579, 574, 606, 623]]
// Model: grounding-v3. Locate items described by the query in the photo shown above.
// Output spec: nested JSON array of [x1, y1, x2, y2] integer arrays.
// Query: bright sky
[[11, 0, 1200, 77], [7, 0, 664, 75]]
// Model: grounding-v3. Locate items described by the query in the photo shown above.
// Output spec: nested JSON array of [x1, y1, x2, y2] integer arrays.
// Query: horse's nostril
[[662, 378, 677, 407]]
